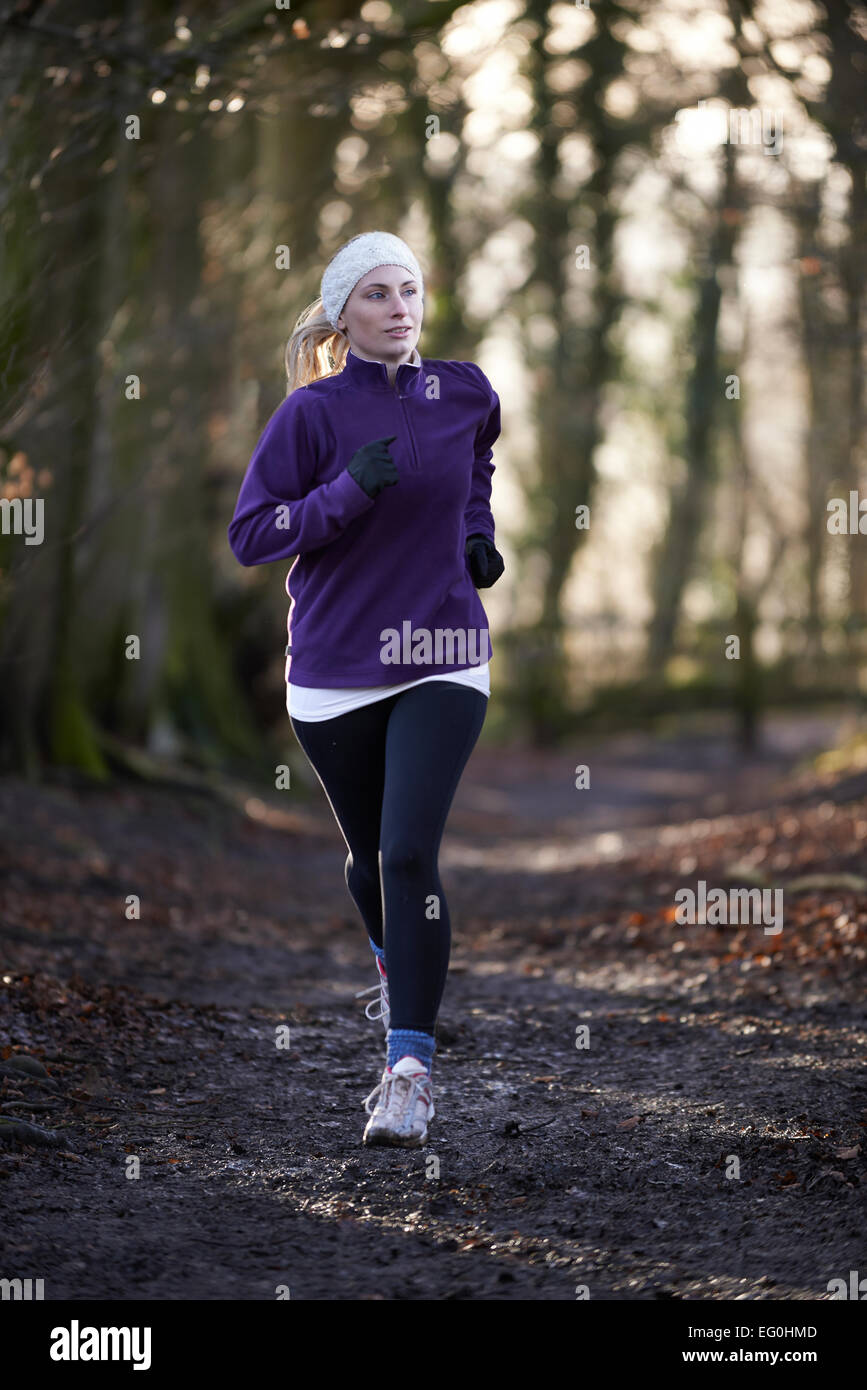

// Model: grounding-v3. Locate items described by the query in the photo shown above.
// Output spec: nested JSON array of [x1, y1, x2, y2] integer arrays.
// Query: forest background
[[1, 0, 865, 780]]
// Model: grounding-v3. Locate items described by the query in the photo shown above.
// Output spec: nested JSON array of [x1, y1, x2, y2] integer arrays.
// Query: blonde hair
[[284, 297, 348, 395]]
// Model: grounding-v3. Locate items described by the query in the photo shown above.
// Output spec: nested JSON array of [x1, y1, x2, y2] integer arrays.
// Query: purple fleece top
[[227, 348, 501, 687]]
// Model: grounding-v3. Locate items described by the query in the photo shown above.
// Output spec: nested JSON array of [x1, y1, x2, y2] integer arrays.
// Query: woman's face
[[336, 264, 423, 365]]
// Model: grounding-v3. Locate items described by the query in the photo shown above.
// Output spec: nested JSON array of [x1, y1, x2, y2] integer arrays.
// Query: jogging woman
[[228, 231, 504, 1147]]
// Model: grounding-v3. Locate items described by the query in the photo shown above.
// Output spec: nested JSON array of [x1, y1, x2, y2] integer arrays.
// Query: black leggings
[[290, 681, 487, 1033]]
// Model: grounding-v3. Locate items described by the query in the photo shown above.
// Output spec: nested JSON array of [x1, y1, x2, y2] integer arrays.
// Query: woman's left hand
[[466, 534, 505, 589]]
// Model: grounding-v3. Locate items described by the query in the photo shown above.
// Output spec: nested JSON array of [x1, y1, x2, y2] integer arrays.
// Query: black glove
[[347, 435, 399, 499], [466, 533, 505, 588]]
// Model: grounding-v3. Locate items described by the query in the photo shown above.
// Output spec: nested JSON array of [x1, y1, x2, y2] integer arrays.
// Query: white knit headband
[[320, 231, 425, 331]]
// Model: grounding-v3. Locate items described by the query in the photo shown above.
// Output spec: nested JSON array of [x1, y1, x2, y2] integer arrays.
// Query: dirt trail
[[1, 708, 865, 1300]]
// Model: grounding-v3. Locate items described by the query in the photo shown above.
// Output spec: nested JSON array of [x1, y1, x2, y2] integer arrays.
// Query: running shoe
[[355, 956, 389, 1032], [362, 1056, 435, 1147]]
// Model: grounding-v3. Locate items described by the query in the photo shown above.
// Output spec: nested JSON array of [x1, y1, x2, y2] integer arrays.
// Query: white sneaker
[[355, 957, 389, 1032], [362, 1056, 435, 1147]]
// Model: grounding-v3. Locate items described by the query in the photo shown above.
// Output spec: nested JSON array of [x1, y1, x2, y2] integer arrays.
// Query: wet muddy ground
[[1, 708, 865, 1300]]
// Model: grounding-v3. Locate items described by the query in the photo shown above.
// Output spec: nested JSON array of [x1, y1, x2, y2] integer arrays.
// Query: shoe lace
[[363, 1066, 430, 1116], [355, 974, 389, 1022]]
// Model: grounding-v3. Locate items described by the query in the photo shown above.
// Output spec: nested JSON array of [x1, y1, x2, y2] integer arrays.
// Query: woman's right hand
[[346, 436, 399, 499]]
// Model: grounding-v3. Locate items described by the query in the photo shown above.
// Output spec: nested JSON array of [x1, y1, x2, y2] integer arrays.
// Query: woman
[[228, 231, 504, 1148]]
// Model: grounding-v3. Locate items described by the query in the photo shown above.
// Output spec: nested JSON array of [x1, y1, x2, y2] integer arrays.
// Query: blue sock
[[368, 937, 386, 967], [387, 1028, 435, 1075]]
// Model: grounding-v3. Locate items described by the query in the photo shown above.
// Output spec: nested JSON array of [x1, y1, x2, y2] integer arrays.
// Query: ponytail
[[284, 298, 349, 395]]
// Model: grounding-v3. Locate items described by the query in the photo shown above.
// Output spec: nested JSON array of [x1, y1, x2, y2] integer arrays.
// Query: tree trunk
[[646, 142, 739, 675]]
